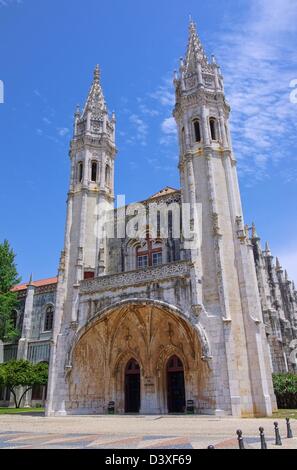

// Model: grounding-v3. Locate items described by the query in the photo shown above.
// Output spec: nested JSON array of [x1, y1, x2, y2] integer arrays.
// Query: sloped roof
[[148, 186, 180, 200], [12, 277, 58, 292]]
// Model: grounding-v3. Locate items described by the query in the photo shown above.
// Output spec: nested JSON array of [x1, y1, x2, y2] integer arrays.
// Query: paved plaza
[[0, 415, 296, 449]]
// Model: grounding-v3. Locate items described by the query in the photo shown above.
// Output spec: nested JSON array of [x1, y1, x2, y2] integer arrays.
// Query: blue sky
[[0, 0, 297, 283]]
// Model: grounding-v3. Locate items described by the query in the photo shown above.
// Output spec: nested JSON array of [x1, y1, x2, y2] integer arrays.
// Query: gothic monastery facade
[[1, 21, 297, 416]]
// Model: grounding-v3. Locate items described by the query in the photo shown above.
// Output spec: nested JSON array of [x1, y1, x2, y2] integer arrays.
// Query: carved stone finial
[[265, 241, 271, 256], [74, 104, 81, 118], [251, 222, 259, 240], [275, 257, 282, 272], [94, 64, 100, 83]]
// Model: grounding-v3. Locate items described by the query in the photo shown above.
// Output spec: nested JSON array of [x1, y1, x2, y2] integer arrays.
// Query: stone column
[[17, 283, 35, 360], [16, 282, 35, 408], [201, 105, 210, 145]]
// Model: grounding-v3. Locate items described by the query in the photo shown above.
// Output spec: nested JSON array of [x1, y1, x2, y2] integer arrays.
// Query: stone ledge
[[80, 260, 193, 294]]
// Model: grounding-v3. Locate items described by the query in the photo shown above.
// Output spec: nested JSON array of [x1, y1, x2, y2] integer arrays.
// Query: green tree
[[272, 373, 297, 408], [0, 240, 21, 341], [0, 360, 48, 408]]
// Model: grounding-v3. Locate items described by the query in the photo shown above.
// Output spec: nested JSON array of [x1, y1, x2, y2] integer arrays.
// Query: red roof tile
[[12, 277, 58, 292]]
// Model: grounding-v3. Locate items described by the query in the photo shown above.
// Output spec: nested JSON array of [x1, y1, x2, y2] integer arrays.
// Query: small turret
[[264, 241, 272, 257]]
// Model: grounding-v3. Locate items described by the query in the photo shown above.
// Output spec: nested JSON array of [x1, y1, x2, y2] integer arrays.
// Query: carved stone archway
[[66, 299, 215, 414]]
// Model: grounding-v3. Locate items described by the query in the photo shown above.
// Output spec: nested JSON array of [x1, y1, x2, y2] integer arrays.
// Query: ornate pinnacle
[[251, 222, 259, 239], [265, 241, 271, 256], [275, 257, 282, 271], [81, 65, 106, 118], [94, 64, 100, 83], [189, 17, 196, 33], [74, 104, 81, 117]]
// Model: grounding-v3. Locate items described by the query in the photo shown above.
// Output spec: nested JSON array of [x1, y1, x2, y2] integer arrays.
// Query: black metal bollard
[[259, 426, 267, 449], [286, 418, 293, 439], [236, 429, 245, 449], [274, 421, 282, 446], [207, 445, 215, 449]]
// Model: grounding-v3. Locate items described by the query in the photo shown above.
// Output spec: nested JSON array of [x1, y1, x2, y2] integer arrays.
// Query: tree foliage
[[0, 360, 48, 408], [272, 373, 297, 409], [0, 240, 21, 341]]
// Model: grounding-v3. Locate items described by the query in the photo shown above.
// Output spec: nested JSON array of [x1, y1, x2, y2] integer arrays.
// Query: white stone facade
[[2, 21, 297, 415]]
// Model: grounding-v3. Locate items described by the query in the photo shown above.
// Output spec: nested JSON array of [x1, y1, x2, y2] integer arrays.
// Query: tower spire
[[94, 64, 100, 83], [82, 65, 106, 118], [184, 18, 207, 73]]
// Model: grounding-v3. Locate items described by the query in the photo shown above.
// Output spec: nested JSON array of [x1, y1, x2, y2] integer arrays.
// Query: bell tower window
[[209, 118, 217, 141], [78, 162, 83, 183], [91, 161, 98, 182], [181, 127, 185, 152], [193, 119, 201, 142]]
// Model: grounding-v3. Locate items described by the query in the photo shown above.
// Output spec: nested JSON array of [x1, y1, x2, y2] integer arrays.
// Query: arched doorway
[[166, 355, 186, 413], [125, 358, 140, 413]]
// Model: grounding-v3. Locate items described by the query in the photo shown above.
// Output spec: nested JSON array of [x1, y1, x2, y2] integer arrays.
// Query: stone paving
[[0, 415, 296, 449]]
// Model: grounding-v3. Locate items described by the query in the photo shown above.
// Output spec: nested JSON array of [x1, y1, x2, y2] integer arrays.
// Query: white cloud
[[42, 117, 51, 125], [57, 127, 69, 137], [0, 0, 22, 6], [150, 78, 175, 107], [129, 114, 148, 146], [138, 103, 159, 117], [160, 117, 177, 146], [216, 0, 297, 183], [161, 117, 177, 135]]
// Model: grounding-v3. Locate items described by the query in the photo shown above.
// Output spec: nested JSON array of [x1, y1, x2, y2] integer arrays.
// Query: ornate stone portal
[[67, 303, 212, 414]]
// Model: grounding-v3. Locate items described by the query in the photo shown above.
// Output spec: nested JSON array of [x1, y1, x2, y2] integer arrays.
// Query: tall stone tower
[[46, 67, 116, 415], [45, 22, 278, 418], [173, 21, 276, 416]]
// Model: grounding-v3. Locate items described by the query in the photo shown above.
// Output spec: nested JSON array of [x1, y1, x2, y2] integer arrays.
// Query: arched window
[[209, 118, 217, 141], [136, 234, 162, 269], [181, 127, 185, 151], [78, 162, 83, 183], [105, 164, 111, 187], [193, 119, 201, 142], [44, 305, 54, 331], [91, 161, 98, 182]]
